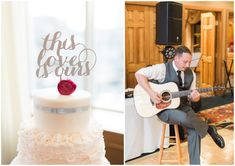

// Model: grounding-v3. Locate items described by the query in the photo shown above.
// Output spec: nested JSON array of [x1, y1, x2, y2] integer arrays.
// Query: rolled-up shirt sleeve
[[136, 63, 166, 83]]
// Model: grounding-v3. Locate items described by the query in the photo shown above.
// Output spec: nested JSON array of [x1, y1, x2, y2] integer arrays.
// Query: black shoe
[[208, 125, 225, 148]]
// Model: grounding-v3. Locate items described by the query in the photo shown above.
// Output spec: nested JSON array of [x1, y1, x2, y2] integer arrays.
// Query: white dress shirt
[[136, 61, 196, 90]]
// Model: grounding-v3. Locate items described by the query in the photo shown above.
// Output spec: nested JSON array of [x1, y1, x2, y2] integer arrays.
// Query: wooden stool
[[159, 123, 182, 164]]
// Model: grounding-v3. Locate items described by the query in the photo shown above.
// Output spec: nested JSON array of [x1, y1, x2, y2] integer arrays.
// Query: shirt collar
[[172, 60, 180, 72]]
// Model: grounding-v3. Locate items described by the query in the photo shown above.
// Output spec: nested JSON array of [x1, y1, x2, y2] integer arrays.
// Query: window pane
[[28, 1, 86, 90], [28, 1, 124, 112], [93, 1, 124, 112]]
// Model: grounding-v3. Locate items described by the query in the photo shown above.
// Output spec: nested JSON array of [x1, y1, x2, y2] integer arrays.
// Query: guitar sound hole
[[161, 91, 171, 102]]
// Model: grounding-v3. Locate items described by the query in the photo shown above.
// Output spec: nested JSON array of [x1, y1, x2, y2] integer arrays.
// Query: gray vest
[[162, 61, 193, 104]]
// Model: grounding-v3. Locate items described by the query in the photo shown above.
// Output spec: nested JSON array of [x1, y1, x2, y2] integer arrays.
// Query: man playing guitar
[[135, 45, 225, 164]]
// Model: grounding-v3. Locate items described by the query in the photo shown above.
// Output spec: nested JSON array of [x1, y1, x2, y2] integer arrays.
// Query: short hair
[[175, 45, 192, 56]]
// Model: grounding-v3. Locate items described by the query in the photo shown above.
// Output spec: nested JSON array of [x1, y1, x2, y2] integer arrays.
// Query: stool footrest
[[169, 143, 177, 145], [164, 136, 176, 138]]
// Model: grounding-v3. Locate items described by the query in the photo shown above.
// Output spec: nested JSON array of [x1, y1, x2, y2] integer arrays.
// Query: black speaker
[[156, 1, 182, 45]]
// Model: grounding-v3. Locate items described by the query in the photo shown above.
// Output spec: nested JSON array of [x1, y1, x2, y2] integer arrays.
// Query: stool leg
[[174, 124, 182, 164], [159, 124, 166, 164]]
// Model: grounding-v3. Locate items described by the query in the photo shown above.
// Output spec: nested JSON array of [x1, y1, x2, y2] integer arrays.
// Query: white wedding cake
[[11, 88, 109, 165]]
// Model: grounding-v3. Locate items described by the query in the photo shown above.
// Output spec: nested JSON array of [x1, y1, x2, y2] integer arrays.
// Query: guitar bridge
[[156, 101, 171, 109]]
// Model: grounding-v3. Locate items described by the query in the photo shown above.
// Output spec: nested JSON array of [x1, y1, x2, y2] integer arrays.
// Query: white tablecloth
[[125, 98, 169, 161]]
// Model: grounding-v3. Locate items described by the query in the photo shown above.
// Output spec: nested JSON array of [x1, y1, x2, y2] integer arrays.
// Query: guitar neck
[[171, 87, 215, 98]]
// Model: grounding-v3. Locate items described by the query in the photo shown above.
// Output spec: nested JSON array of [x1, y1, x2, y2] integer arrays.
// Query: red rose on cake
[[57, 80, 77, 95]]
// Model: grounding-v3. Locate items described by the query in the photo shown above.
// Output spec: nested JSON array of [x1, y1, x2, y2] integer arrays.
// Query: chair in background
[[223, 60, 233, 97]]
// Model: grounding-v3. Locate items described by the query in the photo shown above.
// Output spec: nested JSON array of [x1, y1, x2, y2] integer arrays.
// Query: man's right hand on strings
[[149, 91, 162, 104]]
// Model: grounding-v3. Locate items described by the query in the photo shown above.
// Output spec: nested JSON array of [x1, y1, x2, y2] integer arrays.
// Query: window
[[28, 1, 86, 89], [92, 1, 124, 112], [28, 1, 124, 112]]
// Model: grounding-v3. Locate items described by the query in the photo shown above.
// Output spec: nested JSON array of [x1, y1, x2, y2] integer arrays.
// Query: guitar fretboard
[[171, 87, 218, 98]]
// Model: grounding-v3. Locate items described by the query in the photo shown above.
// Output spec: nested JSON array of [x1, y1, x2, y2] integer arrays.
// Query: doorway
[[183, 6, 224, 91]]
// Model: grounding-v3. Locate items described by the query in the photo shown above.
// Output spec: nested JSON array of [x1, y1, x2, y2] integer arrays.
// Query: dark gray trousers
[[157, 105, 208, 165]]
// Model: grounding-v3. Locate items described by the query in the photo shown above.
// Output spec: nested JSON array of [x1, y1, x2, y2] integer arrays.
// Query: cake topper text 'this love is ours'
[[36, 31, 96, 80]]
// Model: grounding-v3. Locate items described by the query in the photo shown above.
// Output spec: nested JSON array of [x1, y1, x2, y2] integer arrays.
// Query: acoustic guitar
[[134, 82, 224, 118]]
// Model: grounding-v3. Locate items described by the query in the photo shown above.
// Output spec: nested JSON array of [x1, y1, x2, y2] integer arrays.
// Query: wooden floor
[[126, 129, 234, 165]]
